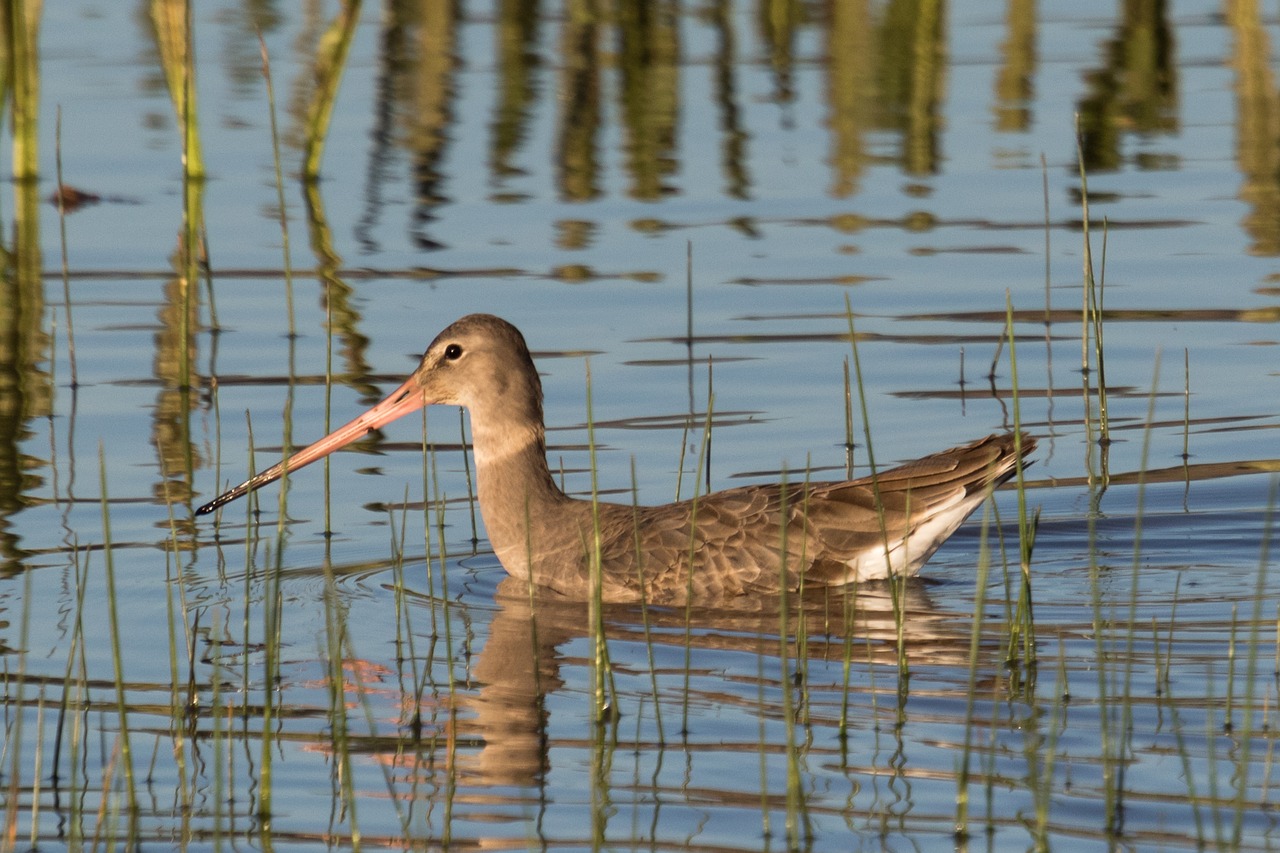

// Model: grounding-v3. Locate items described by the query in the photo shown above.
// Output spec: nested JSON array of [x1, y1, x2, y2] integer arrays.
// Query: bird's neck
[[469, 415, 572, 582]]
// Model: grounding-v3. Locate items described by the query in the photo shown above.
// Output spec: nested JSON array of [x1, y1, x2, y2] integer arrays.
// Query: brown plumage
[[198, 313, 1035, 603]]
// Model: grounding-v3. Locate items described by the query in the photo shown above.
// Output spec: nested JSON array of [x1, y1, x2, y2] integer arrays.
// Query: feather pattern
[[198, 314, 1035, 603]]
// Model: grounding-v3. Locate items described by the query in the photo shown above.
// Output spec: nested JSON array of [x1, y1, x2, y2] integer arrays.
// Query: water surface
[[3, 2, 1280, 850]]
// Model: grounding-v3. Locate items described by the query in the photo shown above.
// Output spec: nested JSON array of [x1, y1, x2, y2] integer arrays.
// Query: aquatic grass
[[1182, 348, 1191, 470], [1003, 293, 1039, 672], [389, 491, 424, 729], [791, 462, 814, 725], [774, 465, 812, 847], [1, 568, 34, 848], [318, 552, 360, 845], [457, 407, 480, 546], [835, 553, 863, 744], [53, 107, 78, 389], [52, 542, 90, 849], [583, 361, 618, 724], [149, 0, 206, 391], [1110, 355, 1163, 835], [26, 692, 44, 851], [206, 608, 229, 845], [157, 453, 197, 825], [589, 711, 620, 850], [257, 35, 296, 344], [842, 297, 910, 679], [254, 400, 298, 822], [420, 413, 440, 640], [679, 388, 715, 737], [149, 0, 203, 179], [342, 537, 418, 845], [1229, 475, 1277, 845], [1156, 667, 1207, 842], [953, 502, 993, 841], [755, 640, 773, 841], [98, 446, 138, 816], [629, 457, 665, 745], [1075, 118, 1111, 451], [425, 436, 458, 701], [1029, 640, 1068, 849], [842, 357, 855, 477]]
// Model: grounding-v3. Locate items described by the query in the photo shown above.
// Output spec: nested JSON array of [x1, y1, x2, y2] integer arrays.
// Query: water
[[3, 1, 1280, 849]]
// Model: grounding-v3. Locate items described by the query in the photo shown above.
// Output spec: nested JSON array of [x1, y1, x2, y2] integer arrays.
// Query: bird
[[197, 313, 1035, 603]]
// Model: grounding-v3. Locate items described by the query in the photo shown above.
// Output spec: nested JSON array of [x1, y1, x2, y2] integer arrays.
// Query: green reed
[[1030, 642, 1068, 849], [257, 35, 297, 344], [53, 108, 79, 389], [390, 492, 425, 735], [98, 446, 139, 816], [835, 564, 862, 745], [2, 568, 34, 845], [1229, 476, 1277, 845], [1115, 357, 1162, 836], [457, 407, 479, 546], [1075, 119, 1110, 448], [1182, 348, 1191, 467], [680, 390, 716, 737], [158, 454, 197, 828], [420, 417, 440, 640], [426, 439, 458, 701], [255, 401, 297, 822], [1003, 294, 1039, 672], [352, 517, 417, 840], [149, 0, 206, 391], [238, 415, 258, 704], [583, 362, 618, 724], [54, 542, 90, 849], [150, 0, 203, 179], [792, 463, 814, 726], [842, 297, 910, 678], [774, 467, 812, 847], [954, 502, 993, 841], [629, 458, 666, 744], [319, 552, 361, 844], [1158, 672, 1207, 841], [27, 692, 45, 849], [842, 357, 855, 478], [755, 642, 771, 841]]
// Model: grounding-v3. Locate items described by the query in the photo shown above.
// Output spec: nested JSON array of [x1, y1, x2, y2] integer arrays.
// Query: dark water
[[2, 2, 1279, 849]]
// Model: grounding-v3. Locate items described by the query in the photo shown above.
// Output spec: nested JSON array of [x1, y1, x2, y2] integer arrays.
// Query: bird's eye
[[444, 343, 463, 361]]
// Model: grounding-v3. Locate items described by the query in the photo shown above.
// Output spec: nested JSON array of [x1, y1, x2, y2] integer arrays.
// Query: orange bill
[[196, 375, 426, 515]]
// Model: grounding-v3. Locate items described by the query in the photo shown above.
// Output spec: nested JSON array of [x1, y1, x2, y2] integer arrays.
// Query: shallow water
[[3, 1, 1280, 850]]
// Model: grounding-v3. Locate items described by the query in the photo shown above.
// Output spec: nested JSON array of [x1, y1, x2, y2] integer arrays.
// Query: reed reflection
[[558, 0, 603, 201], [994, 0, 1036, 133], [617, 0, 679, 200], [445, 575, 987, 791], [0, 178, 49, 574], [370, 0, 459, 252], [1225, 0, 1280, 256], [877, 0, 947, 175], [147, 0, 208, 509], [709, 0, 750, 199], [827, 0, 873, 197], [490, 0, 543, 191], [1076, 0, 1177, 171]]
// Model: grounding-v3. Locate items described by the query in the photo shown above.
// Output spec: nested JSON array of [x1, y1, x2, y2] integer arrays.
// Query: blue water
[[3, 2, 1280, 850]]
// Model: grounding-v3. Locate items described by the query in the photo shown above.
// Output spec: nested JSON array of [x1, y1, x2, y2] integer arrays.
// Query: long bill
[[195, 375, 427, 516]]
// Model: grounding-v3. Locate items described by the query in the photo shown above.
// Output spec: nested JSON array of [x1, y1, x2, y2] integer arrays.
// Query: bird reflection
[[451, 574, 988, 789]]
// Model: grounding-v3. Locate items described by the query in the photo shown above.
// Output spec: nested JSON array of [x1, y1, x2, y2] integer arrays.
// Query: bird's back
[[549, 432, 1034, 603]]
